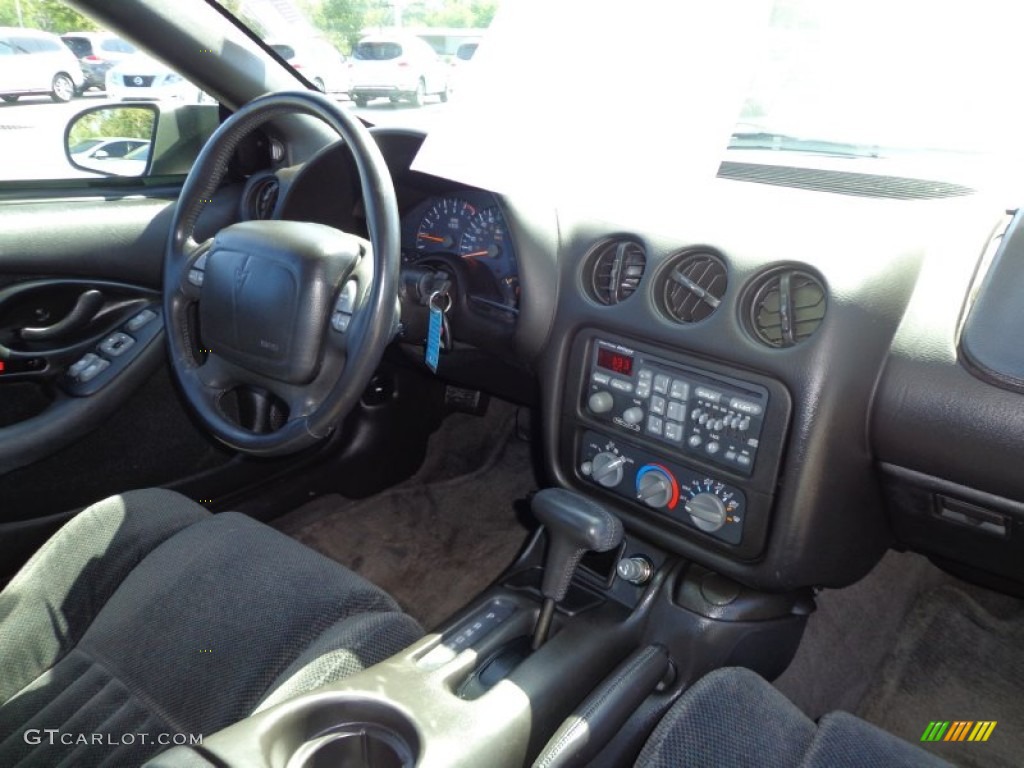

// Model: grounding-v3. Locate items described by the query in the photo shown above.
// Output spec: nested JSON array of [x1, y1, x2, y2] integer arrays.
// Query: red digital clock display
[[597, 348, 633, 376]]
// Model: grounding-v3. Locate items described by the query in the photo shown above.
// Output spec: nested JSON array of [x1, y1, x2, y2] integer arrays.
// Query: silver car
[[348, 34, 449, 107], [0, 27, 85, 103]]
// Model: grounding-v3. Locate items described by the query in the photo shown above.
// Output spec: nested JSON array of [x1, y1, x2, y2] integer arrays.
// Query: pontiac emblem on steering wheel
[[133, 76, 143, 86], [235, 255, 253, 292]]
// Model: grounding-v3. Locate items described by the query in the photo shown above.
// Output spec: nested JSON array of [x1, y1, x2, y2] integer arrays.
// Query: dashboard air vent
[[656, 252, 728, 324], [245, 175, 280, 220], [747, 268, 827, 347], [587, 239, 647, 305]]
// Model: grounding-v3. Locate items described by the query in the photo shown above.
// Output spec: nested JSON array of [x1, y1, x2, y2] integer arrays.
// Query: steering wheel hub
[[200, 220, 364, 385]]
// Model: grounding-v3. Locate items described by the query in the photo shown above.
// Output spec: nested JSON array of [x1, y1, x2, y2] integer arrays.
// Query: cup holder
[[289, 723, 415, 768], [276, 698, 420, 768]]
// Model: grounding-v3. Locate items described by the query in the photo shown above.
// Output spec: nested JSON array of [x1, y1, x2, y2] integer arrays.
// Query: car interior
[[1, 1, 1022, 767]]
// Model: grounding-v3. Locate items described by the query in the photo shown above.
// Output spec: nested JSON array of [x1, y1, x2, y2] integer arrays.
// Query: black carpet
[[857, 583, 1024, 768], [774, 550, 948, 719], [274, 400, 538, 631]]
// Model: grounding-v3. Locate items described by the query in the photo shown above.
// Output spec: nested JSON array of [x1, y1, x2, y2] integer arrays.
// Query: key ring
[[427, 290, 452, 314]]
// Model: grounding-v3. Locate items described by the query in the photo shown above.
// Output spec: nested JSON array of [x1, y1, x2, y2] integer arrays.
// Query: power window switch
[[126, 309, 157, 332], [78, 358, 110, 383], [99, 332, 136, 358], [69, 353, 98, 378]]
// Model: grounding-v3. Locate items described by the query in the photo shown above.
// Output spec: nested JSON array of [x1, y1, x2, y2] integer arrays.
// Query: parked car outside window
[[0, 26, 85, 103], [61, 32, 136, 92], [105, 53, 204, 102], [348, 34, 449, 107], [268, 38, 351, 96]]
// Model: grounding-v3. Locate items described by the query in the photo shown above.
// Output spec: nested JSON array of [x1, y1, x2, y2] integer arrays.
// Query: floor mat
[[774, 550, 948, 719], [857, 583, 1024, 768], [274, 401, 538, 631]]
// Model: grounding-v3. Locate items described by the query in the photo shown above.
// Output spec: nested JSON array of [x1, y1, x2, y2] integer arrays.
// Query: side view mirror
[[65, 104, 157, 177]]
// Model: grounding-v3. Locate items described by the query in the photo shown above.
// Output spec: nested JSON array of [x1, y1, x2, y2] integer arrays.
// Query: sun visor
[[412, 0, 772, 210]]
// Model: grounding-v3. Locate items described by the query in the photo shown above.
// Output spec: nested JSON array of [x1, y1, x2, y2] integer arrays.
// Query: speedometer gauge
[[415, 197, 476, 252], [458, 207, 512, 259]]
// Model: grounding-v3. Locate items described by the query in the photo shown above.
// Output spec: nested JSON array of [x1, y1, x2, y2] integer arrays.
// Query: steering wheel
[[163, 91, 399, 456]]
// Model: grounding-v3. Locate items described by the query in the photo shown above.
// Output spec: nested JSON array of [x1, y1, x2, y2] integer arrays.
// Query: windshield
[[208, 0, 1024, 191]]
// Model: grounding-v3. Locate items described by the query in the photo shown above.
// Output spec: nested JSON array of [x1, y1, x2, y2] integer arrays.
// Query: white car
[[0, 27, 85, 103], [268, 38, 350, 96], [69, 137, 150, 174], [348, 34, 448, 107], [105, 53, 202, 101]]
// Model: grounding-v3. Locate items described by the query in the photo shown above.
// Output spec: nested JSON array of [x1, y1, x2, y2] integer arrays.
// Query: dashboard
[[269, 126, 1024, 597]]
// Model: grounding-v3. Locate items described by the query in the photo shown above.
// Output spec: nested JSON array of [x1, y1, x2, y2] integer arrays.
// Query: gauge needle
[[417, 234, 445, 243], [462, 250, 489, 258]]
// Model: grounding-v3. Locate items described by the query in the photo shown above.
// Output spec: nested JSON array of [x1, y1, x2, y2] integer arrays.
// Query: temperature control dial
[[635, 464, 678, 509], [685, 492, 727, 532], [590, 451, 626, 488]]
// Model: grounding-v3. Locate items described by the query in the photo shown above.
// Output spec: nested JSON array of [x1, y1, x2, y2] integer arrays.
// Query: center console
[[559, 329, 791, 560]]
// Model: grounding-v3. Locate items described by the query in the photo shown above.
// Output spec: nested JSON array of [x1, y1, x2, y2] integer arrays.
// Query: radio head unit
[[584, 339, 769, 477]]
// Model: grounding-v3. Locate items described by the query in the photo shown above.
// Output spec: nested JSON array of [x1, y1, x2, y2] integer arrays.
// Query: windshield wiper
[[728, 131, 883, 159]]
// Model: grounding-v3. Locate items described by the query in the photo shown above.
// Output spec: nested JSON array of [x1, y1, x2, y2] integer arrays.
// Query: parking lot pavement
[[0, 92, 449, 182]]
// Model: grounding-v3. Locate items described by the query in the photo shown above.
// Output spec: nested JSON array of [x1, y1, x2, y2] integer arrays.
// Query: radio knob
[[622, 406, 644, 425], [685, 492, 727, 532], [588, 391, 614, 414], [637, 467, 673, 508], [591, 451, 626, 488]]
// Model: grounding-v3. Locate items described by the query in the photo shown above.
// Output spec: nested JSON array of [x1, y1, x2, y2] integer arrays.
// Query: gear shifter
[[531, 488, 624, 649]]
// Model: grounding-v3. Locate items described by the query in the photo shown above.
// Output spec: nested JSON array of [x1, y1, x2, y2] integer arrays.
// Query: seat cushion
[[0, 489, 423, 767], [636, 667, 952, 768]]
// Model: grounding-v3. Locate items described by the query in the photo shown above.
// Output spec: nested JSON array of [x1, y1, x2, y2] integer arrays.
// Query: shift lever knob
[[533, 488, 624, 603]]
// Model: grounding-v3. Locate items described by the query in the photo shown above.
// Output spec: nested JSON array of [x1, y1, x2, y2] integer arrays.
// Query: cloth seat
[[0, 489, 423, 767], [636, 667, 951, 768]]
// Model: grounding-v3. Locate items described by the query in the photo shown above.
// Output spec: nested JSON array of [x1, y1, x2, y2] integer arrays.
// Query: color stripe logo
[[921, 721, 997, 742]]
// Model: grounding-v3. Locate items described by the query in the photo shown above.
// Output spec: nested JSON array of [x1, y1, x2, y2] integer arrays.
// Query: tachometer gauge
[[415, 197, 476, 252], [458, 206, 512, 259]]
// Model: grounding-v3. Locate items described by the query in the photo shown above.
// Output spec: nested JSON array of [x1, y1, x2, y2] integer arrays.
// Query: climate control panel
[[582, 339, 769, 476], [579, 429, 746, 545]]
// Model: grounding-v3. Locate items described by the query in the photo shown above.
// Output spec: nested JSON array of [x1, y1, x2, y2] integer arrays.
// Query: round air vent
[[244, 174, 280, 220], [585, 238, 647, 305], [656, 251, 728, 324], [747, 267, 827, 348]]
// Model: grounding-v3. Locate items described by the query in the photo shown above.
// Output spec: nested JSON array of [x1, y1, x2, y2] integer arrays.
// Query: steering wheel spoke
[[163, 91, 399, 456]]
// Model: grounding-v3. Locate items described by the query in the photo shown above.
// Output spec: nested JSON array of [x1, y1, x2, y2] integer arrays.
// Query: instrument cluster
[[401, 191, 519, 312]]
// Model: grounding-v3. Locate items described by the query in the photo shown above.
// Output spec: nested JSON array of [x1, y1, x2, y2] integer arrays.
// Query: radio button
[[622, 407, 644, 425], [588, 391, 614, 414], [665, 422, 683, 442], [650, 395, 666, 416], [730, 398, 763, 416], [694, 387, 721, 403], [610, 378, 634, 393], [638, 368, 654, 382], [636, 381, 651, 398], [739, 417, 751, 431], [666, 401, 686, 422], [647, 415, 664, 436], [724, 450, 738, 462], [687, 434, 702, 448], [592, 372, 611, 385], [653, 374, 670, 394], [737, 454, 752, 468], [670, 379, 689, 400], [706, 441, 720, 455], [698, 413, 709, 426], [711, 419, 725, 432]]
